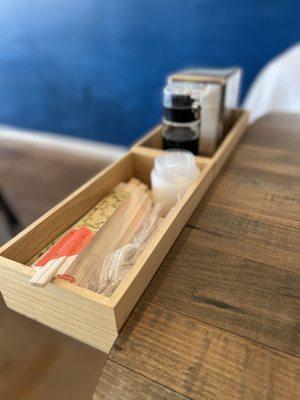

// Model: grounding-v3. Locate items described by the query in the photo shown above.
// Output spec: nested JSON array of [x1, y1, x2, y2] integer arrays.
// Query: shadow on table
[[0, 294, 107, 400]]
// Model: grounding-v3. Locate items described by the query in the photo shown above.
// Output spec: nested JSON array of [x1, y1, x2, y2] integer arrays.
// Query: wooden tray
[[0, 110, 248, 353]]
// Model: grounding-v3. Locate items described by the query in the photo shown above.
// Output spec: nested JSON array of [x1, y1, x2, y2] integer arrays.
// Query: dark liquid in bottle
[[163, 126, 199, 155]]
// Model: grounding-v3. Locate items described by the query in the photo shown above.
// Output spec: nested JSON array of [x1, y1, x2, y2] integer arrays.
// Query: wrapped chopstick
[[64, 181, 151, 285], [29, 182, 132, 286]]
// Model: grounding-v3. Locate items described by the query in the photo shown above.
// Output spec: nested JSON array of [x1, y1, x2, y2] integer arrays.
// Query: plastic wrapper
[[80, 203, 162, 296]]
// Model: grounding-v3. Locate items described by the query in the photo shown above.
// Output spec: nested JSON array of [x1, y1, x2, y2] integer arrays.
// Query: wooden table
[[94, 113, 300, 399]]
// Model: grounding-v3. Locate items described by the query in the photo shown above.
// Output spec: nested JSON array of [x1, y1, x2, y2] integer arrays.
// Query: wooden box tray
[[0, 110, 248, 353]]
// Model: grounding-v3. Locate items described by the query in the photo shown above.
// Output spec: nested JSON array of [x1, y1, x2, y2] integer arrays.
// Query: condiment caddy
[[0, 110, 248, 353]]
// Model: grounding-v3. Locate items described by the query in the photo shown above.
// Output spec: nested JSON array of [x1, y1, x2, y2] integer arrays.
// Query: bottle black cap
[[163, 107, 196, 123]]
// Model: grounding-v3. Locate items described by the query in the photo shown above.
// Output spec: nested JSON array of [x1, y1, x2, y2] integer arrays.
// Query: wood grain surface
[[95, 359, 189, 400], [144, 230, 299, 356], [106, 301, 299, 400], [94, 113, 300, 399]]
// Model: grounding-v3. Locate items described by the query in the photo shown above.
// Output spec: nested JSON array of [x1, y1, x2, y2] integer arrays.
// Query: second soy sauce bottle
[[162, 81, 201, 155]]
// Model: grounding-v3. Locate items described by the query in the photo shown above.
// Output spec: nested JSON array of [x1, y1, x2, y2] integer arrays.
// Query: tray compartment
[[0, 151, 212, 352], [132, 109, 249, 177]]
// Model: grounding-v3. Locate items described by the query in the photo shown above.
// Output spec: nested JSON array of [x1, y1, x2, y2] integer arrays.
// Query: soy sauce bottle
[[162, 82, 201, 155]]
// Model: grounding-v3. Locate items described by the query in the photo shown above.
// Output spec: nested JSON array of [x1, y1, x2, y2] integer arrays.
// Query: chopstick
[[29, 178, 152, 288], [29, 181, 134, 286], [29, 227, 92, 286], [65, 183, 152, 286]]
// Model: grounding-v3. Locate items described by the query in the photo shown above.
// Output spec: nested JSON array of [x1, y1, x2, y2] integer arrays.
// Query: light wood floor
[[0, 140, 110, 400]]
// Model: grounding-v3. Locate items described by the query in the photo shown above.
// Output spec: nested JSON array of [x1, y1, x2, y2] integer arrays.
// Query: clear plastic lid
[[153, 149, 199, 181]]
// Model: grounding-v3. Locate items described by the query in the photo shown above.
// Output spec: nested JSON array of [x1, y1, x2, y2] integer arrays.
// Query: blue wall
[[0, 1, 299, 145]]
